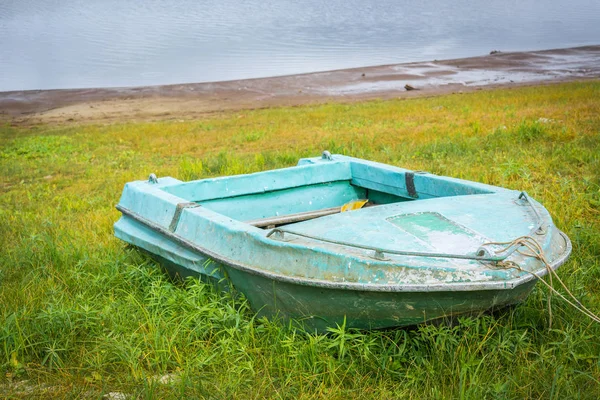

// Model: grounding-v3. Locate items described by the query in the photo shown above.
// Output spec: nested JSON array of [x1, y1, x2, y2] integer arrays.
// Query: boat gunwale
[[160, 161, 355, 203], [158, 155, 501, 206], [116, 204, 572, 293]]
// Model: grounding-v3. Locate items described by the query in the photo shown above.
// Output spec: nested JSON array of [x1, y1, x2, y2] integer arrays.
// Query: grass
[[1, 81, 599, 398]]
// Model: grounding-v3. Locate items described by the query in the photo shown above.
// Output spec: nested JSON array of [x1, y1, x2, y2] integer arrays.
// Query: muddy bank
[[1, 45, 599, 125]]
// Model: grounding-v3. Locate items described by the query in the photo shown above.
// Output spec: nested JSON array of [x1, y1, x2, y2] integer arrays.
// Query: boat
[[114, 152, 572, 332]]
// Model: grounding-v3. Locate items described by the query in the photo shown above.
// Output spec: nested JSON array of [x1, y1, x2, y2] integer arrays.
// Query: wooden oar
[[246, 199, 371, 228]]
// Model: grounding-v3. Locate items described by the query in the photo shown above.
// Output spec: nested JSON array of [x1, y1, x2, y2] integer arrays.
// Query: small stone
[[537, 118, 554, 124], [158, 373, 179, 385], [149, 373, 180, 385], [104, 392, 128, 400]]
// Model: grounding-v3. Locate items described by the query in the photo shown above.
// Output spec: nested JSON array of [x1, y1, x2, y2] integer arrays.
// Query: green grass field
[[1, 81, 599, 398]]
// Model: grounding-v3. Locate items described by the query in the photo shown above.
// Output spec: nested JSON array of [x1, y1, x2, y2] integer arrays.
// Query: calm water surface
[[1, 0, 599, 91]]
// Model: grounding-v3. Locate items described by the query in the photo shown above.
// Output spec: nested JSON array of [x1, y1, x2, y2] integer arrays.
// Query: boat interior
[[159, 160, 495, 230]]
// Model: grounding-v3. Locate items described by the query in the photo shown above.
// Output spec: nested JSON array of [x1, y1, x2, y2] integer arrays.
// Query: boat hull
[[139, 242, 538, 331], [114, 154, 572, 332], [115, 214, 568, 332], [128, 230, 539, 331], [226, 266, 537, 331]]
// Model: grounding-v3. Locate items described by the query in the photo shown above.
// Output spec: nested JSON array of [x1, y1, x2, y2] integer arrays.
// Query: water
[[1, 0, 599, 92]]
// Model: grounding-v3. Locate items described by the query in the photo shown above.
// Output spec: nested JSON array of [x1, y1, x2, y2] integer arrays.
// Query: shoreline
[[1, 45, 599, 125]]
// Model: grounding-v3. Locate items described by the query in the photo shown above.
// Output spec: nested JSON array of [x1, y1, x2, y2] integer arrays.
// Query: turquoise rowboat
[[114, 153, 571, 332]]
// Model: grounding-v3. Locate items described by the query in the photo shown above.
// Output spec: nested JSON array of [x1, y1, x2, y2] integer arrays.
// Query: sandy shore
[[1, 45, 599, 125]]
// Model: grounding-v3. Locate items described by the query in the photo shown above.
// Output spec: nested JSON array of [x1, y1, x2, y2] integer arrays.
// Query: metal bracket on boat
[[475, 247, 493, 259], [148, 173, 158, 184], [405, 172, 419, 198], [322, 150, 333, 161], [169, 202, 201, 232], [267, 229, 286, 240], [371, 249, 391, 261], [518, 191, 547, 235]]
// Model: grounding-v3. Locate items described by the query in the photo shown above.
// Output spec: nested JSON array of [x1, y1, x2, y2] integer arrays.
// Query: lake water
[[1, 0, 599, 92]]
